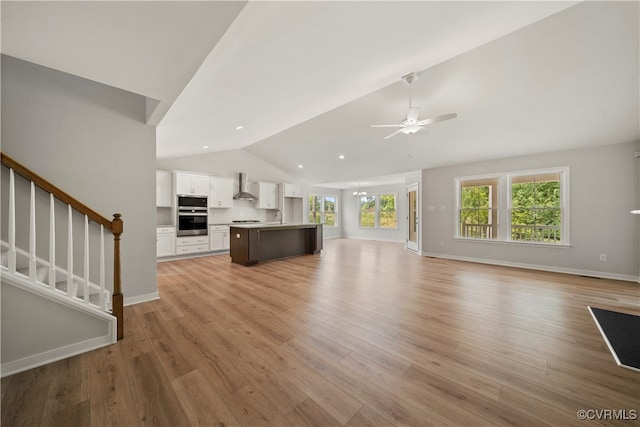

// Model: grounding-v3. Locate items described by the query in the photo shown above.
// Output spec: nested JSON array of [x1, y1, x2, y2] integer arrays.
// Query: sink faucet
[[275, 209, 283, 224]]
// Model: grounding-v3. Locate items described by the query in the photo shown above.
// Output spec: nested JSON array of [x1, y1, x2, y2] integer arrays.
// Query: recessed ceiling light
[[202, 145, 209, 149], [339, 154, 345, 159], [298, 164, 303, 169], [235, 125, 244, 130]]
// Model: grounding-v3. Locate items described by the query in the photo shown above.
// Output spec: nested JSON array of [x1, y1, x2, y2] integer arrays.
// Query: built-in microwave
[[177, 196, 208, 209], [177, 196, 208, 236]]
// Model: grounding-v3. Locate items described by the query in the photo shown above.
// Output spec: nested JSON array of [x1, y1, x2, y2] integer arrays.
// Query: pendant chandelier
[[353, 184, 367, 197]]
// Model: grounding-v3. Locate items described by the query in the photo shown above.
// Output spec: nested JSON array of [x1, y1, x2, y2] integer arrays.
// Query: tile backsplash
[[157, 199, 278, 226], [208, 199, 276, 224]]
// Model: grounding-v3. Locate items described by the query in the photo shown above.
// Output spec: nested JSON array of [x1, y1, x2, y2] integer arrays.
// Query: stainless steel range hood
[[233, 172, 258, 200]]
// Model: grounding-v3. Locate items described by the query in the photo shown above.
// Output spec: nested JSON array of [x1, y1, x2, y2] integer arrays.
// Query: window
[[324, 196, 336, 227], [458, 177, 499, 239], [309, 194, 338, 227], [359, 193, 398, 229], [379, 194, 397, 229], [455, 167, 569, 245], [359, 195, 376, 228], [510, 172, 563, 243]]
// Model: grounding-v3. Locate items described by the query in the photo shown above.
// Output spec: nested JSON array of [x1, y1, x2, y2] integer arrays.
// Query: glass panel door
[[407, 184, 418, 252]]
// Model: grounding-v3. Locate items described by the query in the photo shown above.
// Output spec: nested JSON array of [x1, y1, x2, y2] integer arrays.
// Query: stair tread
[[2, 250, 108, 308]]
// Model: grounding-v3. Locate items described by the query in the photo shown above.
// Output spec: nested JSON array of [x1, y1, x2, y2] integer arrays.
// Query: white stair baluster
[[29, 182, 37, 282], [49, 194, 56, 289], [83, 215, 90, 304], [8, 168, 16, 273], [67, 205, 75, 297], [100, 225, 105, 310]]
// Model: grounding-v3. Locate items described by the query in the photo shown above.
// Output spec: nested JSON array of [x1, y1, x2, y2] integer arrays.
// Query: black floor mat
[[588, 306, 640, 372]]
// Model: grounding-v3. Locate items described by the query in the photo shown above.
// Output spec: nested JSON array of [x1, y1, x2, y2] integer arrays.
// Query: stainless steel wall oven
[[177, 196, 208, 236]]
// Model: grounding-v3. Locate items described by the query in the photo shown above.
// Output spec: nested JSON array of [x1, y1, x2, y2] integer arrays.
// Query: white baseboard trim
[[342, 236, 405, 243], [124, 292, 160, 306], [1, 334, 115, 378], [422, 252, 640, 283], [157, 250, 229, 263]]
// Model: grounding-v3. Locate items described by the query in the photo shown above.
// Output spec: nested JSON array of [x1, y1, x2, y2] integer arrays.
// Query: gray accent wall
[[1, 55, 158, 303], [421, 141, 640, 280], [2, 281, 112, 373]]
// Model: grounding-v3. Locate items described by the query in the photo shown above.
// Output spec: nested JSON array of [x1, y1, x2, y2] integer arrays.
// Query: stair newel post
[[48, 193, 56, 289], [29, 181, 37, 282], [111, 213, 124, 340], [67, 204, 75, 297], [100, 225, 106, 310], [8, 168, 16, 274], [83, 214, 90, 304]]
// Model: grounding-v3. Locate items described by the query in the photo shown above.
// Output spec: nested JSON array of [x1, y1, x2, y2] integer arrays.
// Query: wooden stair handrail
[[1, 151, 124, 340], [1, 152, 113, 231]]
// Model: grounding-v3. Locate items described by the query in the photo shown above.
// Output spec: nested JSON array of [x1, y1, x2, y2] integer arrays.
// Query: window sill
[[453, 237, 572, 248]]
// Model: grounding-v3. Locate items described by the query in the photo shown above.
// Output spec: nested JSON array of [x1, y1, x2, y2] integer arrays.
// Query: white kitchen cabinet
[[253, 181, 278, 209], [282, 183, 303, 198], [209, 225, 230, 251], [156, 226, 176, 257], [156, 171, 173, 207], [209, 177, 234, 208], [176, 235, 209, 254], [176, 172, 209, 196]]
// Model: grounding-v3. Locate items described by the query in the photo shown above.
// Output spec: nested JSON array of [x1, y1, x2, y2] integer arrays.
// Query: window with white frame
[[359, 193, 398, 229], [458, 177, 499, 239], [309, 194, 338, 227], [455, 167, 569, 245], [509, 170, 567, 244]]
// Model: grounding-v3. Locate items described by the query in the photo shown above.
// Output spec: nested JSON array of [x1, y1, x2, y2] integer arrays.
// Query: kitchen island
[[229, 223, 322, 266]]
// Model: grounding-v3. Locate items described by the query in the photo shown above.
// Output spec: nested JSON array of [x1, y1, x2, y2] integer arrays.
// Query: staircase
[[1, 152, 124, 377], [1, 247, 109, 308]]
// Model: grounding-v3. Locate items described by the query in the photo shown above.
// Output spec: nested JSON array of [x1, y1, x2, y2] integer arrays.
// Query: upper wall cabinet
[[283, 183, 303, 198], [175, 172, 209, 196], [209, 176, 234, 208], [156, 170, 173, 207], [253, 181, 278, 209]]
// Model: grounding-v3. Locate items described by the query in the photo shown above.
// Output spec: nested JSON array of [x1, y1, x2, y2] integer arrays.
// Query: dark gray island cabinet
[[229, 223, 323, 266]]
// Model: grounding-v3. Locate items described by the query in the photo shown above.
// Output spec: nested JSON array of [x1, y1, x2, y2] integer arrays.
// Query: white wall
[[156, 149, 296, 183], [422, 141, 640, 280], [1, 55, 158, 303], [342, 183, 407, 243]]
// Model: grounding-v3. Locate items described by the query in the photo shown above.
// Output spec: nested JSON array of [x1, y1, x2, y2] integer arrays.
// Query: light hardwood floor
[[2, 239, 640, 426]]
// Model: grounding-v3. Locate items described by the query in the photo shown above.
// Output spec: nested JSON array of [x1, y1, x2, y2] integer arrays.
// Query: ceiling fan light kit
[[371, 72, 457, 140]]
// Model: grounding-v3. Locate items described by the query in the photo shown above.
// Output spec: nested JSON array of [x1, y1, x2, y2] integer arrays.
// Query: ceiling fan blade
[[383, 128, 406, 140], [370, 124, 404, 128], [416, 113, 458, 126]]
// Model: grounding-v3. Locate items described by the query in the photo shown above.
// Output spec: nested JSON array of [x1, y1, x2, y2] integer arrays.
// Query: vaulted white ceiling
[[2, 1, 638, 189]]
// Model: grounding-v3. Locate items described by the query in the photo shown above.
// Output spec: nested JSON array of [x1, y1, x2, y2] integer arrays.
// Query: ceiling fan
[[371, 72, 457, 140]]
